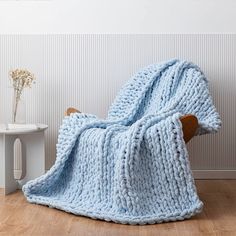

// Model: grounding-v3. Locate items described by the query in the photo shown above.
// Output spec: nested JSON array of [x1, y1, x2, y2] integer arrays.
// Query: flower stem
[[13, 89, 21, 123]]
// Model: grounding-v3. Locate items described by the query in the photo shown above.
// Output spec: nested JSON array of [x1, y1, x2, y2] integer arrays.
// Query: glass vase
[[12, 89, 26, 124]]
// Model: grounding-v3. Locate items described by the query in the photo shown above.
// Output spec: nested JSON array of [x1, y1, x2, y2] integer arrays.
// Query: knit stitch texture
[[23, 59, 221, 225]]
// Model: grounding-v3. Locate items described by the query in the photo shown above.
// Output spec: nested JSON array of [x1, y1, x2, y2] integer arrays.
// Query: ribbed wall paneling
[[0, 34, 235, 173]]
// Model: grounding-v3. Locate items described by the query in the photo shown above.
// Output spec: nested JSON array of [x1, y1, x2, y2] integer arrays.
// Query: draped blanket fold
[[23, 59, 221, 225]]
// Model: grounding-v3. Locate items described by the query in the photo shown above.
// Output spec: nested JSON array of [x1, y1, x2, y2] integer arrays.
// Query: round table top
[[0, 124, 48, 135]]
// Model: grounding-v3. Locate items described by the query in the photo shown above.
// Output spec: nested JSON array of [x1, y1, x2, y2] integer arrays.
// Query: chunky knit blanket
[[23, 59, 221, 225]]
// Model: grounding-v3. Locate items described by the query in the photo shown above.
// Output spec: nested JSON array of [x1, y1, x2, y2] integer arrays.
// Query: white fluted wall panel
[[0, 34, 235, 172]]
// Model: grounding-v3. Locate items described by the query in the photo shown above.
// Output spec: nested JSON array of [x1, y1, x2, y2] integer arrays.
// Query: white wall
[[0, 0, 236, 33], [0, 34, 235, 179], [0, 0, 236, 179]]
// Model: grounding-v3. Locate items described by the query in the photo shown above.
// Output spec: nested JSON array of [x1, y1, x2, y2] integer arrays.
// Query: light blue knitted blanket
[[23, 59, 221, 225]]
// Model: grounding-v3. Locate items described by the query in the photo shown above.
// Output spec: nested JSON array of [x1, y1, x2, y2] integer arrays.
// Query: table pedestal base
[[0, 131, 46, 195]]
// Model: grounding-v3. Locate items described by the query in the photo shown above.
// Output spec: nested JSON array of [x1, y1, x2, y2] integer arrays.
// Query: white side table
[[0, 124, 48, 195]]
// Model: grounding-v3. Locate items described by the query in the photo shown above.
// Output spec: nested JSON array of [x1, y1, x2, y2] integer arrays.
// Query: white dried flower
[[9, 69, 36, 122], [9, 69, 36, 90]]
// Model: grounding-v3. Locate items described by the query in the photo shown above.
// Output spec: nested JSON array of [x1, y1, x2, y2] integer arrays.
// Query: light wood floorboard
[[0, 180, 236, 236]]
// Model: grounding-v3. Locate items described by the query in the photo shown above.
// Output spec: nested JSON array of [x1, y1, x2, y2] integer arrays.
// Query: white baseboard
[[193, 170, 236, 179]]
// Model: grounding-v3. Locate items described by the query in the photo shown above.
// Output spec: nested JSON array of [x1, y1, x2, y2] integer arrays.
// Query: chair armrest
[[65, 108, 198, 143], [180, 114, 198, 143], [65, 107, 81, 116]]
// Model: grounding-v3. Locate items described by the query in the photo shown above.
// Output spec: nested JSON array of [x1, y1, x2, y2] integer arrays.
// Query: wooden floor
[[0, 180, 236, 236]]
